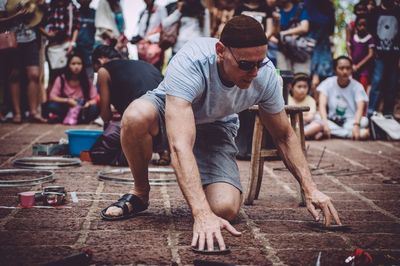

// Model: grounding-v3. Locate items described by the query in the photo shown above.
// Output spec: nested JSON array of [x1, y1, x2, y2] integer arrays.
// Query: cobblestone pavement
[[0, 123, 399, 265]]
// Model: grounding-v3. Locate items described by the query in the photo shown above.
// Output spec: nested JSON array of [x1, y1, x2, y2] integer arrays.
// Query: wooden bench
[[244, 105, 310, 205]]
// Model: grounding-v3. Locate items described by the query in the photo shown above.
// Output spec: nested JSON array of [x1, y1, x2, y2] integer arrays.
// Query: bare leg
[[9, 68, 22, 123], [26, 66, 46, 121], [305, 122, 323, 139], [105, 99, 160, 216], [204, 182, 242, 222]]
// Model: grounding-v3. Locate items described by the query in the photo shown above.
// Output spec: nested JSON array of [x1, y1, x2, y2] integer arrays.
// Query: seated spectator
[[317, 56, 369, 140], [346, 15, 374, 92], [44, 51, 99, 125], [288, 73, 323, 140]]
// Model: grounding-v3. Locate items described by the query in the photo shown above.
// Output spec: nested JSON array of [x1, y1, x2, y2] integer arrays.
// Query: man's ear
[[215, 41, 225, 59]]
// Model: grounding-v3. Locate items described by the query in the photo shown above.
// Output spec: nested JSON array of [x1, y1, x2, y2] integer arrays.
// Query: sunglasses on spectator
[[227, 47, 269, 72]]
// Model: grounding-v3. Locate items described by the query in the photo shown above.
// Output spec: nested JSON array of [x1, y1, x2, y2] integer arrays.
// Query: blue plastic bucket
[[65, 130, 103, 157]]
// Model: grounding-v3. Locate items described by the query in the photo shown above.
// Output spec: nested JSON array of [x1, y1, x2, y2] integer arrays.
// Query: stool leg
[[244, 114, 263, 205], [254, 156, 264, 200]]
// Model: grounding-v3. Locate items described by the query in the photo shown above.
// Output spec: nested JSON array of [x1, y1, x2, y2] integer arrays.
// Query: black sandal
[[100, 193, 149, 221]]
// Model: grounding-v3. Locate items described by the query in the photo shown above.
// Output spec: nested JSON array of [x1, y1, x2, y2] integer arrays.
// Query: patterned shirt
[[44, 2, 80, 43]]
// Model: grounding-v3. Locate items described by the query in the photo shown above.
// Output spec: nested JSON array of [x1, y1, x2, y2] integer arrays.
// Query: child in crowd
[[288, 73, 324, 140], [44, 51, 99, 125], [347, 15, 374, 91]]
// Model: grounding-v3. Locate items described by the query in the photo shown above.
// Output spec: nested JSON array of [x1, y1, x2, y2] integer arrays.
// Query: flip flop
[[191, 245, 231, 255], [100, 193, 149, 221]]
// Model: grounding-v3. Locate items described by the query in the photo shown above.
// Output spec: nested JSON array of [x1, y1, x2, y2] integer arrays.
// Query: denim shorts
[[141, 92, 242, 192]]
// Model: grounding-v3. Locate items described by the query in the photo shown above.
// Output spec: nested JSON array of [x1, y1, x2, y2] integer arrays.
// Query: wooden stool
[[244, 105, 309, 205]]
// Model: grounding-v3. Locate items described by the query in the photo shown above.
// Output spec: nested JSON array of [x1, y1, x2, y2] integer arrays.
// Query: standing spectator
[[131, 0, 167, 70], [265, 0, 280, 66], [41, 0, 80, 88], [318, 56, 369, 140], [44, 51, 99, 125], [5, 1, 47, 123], [208, 0, 237, 38], [367, 0, 400, 117], [277, 0, 311, 74], [305, 0, 335, 96], [234, 0, 274, 40], [77, 0, 96, 79], [163, 0, 210, 58], [0, 1, 31, 122], [95, 0, 127, 57], [346, 15, 375, 92]]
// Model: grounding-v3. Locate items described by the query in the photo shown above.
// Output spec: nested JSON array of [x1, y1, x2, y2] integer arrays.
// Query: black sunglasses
[[227, 47, 269, 72]]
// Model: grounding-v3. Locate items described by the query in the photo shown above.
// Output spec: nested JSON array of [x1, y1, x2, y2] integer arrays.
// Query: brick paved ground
[[0, 123, 399, 265]]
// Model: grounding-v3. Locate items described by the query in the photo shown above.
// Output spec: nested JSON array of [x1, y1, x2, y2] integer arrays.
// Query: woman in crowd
[[44, 51, 99, 125]]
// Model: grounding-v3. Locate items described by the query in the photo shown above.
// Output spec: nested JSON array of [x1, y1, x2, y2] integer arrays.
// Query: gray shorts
[[141, 92, 242, 192]]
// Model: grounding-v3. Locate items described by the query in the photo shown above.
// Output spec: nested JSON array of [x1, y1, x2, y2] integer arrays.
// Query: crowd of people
[[0, 0, 399, 140], [1, 0, 399, 252]]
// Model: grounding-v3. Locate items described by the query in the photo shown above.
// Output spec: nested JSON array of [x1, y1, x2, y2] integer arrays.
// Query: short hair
[[291, 72, 310, 87], [333, 55, 353, 69], [220, 15, 268, 48], [92, 45, 122, 63], [355, 15, 368, 25]]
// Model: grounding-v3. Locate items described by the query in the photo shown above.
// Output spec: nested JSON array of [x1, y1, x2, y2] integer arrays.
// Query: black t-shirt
[[368, 6, 400, 58], [234, 3, 273, 30], [103, 60, 163, 115]]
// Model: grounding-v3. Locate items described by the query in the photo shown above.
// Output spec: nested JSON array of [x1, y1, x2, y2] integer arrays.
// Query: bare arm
[[165, 95, 240, 251], [281, 20, 309, 37], [259, 109, 341, 225], [318, 93, 331, 138], [352, 100, 366, 140], [353, 47, 374, 73], [265, 17, 274, 40], [97, 68, 112, 123]]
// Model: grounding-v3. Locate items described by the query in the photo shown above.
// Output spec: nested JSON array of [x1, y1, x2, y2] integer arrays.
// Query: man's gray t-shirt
[[317, 76, 368, 120], [150, 37, 284, 124]]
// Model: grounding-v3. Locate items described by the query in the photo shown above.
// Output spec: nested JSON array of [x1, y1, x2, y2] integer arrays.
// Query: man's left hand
[[352, 125, 360, 140], [305, 189, 342, 226]]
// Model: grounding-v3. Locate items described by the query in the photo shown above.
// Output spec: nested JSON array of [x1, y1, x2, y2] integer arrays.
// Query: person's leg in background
[[382, 57, 399, 116], [43, 101, 69, 122], [367, 58, 384, 117], [79, 104, 99, 123], [9, 66, 22, 123]]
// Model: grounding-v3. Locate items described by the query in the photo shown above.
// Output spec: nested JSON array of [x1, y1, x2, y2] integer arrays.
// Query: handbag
[[0, 31, 17, 50], [46, 42, 70, 69], [279, 3, 316, 63], [159, 19, 181, 50]]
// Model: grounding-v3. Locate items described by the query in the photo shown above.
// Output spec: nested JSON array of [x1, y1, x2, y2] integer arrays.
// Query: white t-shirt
[[151, 37, 284, 124], [317, 76, 368, 120]]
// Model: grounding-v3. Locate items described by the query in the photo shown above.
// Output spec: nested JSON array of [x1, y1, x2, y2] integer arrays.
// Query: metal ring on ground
[[12, 156, 81, 169], [0, 169, 54, 187], [98, 167, 176, 185]]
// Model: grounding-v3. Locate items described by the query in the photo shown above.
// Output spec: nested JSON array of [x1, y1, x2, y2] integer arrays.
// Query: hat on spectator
[[220, 15, 268, 48]]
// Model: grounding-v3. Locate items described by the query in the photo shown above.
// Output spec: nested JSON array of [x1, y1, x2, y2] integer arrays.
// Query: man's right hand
[[191, 211, 241, 251]]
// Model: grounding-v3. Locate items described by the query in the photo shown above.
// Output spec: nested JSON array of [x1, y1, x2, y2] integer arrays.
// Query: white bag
[[370, 113, 400, 140], [46, 42, 70, 69]]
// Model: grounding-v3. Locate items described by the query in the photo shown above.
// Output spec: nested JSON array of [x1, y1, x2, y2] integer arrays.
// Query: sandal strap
[[111, 200, 129, 215]]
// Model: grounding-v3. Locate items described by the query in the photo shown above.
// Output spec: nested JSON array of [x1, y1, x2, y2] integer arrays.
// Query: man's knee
[[210, 199, 240, 221], [121, 100, 159, 136]]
